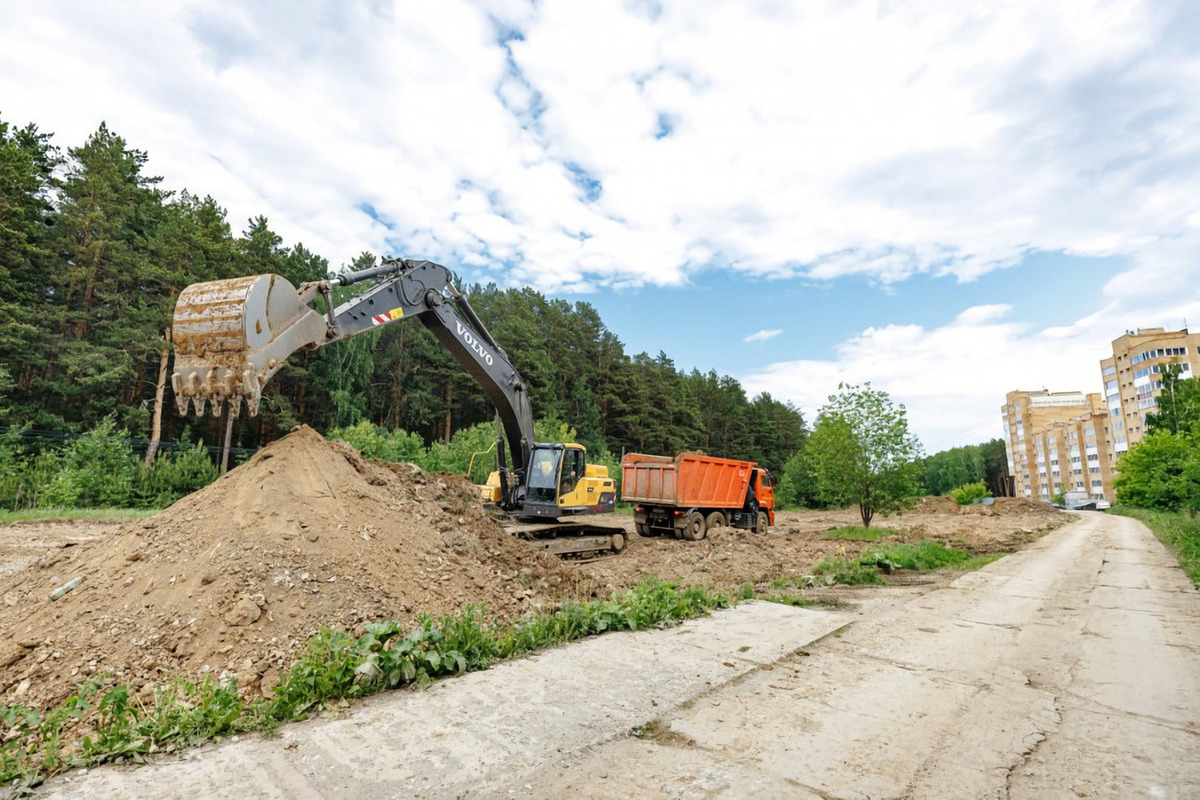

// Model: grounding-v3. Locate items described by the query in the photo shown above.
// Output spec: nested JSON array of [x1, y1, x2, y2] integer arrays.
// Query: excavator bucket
[[171, 274, 332, 417]]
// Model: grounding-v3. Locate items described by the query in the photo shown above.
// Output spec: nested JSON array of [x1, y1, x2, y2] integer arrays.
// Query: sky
[[3, 0, 1200, 453]]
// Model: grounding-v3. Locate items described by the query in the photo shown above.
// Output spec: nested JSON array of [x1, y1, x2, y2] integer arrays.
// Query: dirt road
[[39, 511, 1199, 798]]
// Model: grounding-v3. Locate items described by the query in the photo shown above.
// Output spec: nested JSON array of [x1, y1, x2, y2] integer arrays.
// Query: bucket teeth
[[169, 273, 331, 418]]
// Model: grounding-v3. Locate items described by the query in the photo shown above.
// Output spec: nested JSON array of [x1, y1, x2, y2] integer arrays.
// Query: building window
[[1104, 365, 1116, 376]]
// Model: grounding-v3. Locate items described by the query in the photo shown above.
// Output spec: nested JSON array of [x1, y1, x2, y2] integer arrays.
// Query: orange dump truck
[[621, 452, 775, 540]]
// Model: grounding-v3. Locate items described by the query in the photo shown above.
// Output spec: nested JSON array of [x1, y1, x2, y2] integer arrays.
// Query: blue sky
[[3, 1, 1199, 453]]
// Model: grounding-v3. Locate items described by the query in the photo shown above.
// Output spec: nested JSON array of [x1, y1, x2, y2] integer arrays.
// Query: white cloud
[[740, 303, 1125, 453], [744, 329, 782, 343], [1, 0, 1195, 292], [4, 1, 1200, 450]]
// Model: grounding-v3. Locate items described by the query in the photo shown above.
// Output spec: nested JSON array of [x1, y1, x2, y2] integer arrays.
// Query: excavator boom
[[169, 258, 620, 556]]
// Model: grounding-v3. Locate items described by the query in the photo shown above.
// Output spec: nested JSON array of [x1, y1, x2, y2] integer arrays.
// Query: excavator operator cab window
[[560, 448, 584, 495], [527, 448, 563, 503]]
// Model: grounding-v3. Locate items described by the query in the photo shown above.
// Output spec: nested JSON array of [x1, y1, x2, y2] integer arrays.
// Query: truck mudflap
[[504, 520, 627, 557]]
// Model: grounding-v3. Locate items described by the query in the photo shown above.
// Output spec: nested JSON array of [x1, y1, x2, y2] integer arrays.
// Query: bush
[[40, 418, 137, 508], [135, 441, 220, 508], [1114, 431, 1198, 511], [328, 420, 425, 463], [949, 481, 990, 506], [0, 428, 49, 511]]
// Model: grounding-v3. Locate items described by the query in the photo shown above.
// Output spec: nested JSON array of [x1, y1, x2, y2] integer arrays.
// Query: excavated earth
[[0, 428, 1068, 714], [0, 427, 586, 711]]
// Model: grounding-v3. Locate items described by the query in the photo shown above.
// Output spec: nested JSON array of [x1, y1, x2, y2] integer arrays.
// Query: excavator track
[[503, 520, 627, 557]]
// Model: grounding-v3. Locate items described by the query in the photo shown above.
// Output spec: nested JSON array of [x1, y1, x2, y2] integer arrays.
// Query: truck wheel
[[680, 510, 707, 541], [635, 521, 651, 537], [755, 511, 769, 535], [704, 511, 726, 531]]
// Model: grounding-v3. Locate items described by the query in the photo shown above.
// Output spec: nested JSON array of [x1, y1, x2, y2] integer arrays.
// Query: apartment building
[[1001, 390, 1115, 503], [1100, 327, 1200, 452]]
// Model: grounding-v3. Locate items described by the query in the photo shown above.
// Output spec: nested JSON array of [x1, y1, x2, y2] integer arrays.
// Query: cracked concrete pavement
[[40, 512, 1200, 798]]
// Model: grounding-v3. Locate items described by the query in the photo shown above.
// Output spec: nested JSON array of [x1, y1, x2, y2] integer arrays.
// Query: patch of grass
[[761, 594, 827, 608], [812, 556, 885, 585], [858, 540, 975, 572], [1112, 506, 1200, 587], [814, 540, 999, 586], [955, 553, 1005, 571], [0, 508, 158, 525], [0, 579, 732, 788], [822, 525, 897, 542]]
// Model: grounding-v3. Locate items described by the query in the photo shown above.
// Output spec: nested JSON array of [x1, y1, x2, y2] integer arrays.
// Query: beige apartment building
[[1001, 390, 1115, 503], [1100, 327, 1200, 453]]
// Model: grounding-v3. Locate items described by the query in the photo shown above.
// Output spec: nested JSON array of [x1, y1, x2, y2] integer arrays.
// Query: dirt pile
[[915, 496, 1059, 516], [0, 427, 583, 709]]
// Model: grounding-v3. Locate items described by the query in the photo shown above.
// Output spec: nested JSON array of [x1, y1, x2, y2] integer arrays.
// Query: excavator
[[170, 257, 626, 556]]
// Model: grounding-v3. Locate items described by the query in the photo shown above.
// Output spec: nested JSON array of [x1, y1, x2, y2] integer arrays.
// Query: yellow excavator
[[171, 258, 625, 556]]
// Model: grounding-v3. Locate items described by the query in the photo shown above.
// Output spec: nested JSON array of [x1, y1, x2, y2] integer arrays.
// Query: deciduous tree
[[805, 382, 924, 527]]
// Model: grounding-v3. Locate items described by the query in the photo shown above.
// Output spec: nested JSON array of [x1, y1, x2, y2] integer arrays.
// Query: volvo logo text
[[455, 320, 494, 365]]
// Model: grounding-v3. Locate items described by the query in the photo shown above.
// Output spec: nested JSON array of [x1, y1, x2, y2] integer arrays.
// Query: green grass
[[812, 557, 885, 585], [822, 525, 898, 542], [814, 540, 1002, 586], [859, 541, 977, 572], [760, 594, 828, 608], [1112, 506, 1200, 587], [0, 508, 159, 525], [955, 553, 1006, 571]]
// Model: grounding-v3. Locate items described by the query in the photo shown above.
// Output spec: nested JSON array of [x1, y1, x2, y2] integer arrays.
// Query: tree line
[[0, 112, 805, 477], [1, 110, 1006, 515]]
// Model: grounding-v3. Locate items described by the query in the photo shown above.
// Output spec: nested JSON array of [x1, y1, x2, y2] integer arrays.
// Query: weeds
[[822, 526, 896, 542], [812, 557, 885, 585], [814, 540, 999, 585], [761, 594, 826, 608], [0, 508, 158, 525]]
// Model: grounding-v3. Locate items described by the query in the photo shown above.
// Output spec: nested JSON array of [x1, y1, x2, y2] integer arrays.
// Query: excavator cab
[[514, 443, 615, 519]]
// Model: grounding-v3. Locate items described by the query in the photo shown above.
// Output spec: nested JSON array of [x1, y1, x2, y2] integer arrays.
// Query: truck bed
[[621, 452, 755, 509]]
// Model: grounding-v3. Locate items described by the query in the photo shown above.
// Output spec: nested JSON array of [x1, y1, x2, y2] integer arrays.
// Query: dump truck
[[622, 452, 775, 540]]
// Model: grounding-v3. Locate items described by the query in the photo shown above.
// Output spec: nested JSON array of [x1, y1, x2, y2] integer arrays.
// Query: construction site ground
[[8, 429, 1196, 796], [31, 511, 1200, 799], [2, 428, 1067, 716]]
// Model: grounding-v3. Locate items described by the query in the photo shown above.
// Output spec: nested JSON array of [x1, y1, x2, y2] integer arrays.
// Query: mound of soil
[[0, 427, 584, 710], [915, 496, 1058, 516]]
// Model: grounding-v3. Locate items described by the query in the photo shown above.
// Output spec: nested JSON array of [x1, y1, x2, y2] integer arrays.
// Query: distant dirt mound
[[0, 427, 584, 710], [915, 496, 1059, 517]]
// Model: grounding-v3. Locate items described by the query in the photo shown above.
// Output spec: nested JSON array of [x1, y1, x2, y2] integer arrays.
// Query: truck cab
[[752, 469, 776, 526]]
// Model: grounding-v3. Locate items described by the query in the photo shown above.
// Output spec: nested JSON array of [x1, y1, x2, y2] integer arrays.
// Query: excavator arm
[[171, 258, 536, 508]]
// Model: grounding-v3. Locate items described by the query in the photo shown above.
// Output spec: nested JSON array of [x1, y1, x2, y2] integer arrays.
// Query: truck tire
[[755, 511, 768, 535], [680, 510, 707, 541], [635, 521, 651, 537], [704, 511, 726, 531]]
